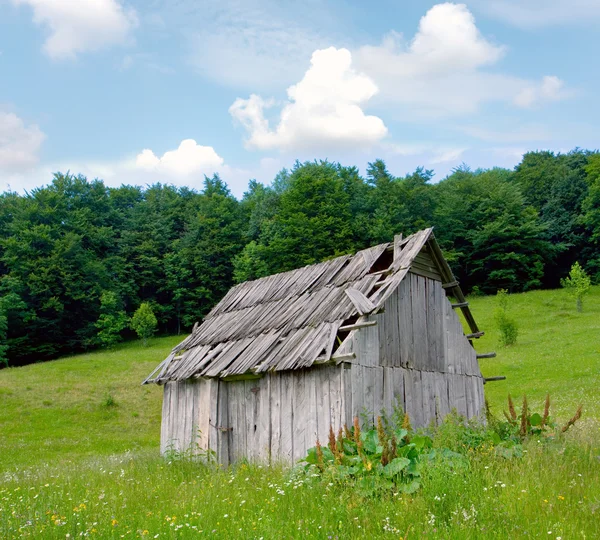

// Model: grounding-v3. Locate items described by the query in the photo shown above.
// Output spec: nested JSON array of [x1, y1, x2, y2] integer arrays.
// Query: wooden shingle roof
[[143, 227, 476, 384]]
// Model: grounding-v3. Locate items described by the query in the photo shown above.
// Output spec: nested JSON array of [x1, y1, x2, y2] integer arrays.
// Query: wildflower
[[112, 519, 118, 527], [558, 495, 565, 500]]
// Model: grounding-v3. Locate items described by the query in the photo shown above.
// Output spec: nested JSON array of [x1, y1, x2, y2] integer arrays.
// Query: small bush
[[494, 289, 518, 346], [102, 394, 117, 408]]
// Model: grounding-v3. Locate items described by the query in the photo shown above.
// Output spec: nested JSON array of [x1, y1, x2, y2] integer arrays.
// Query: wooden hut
[[143, 228, 489, 465]]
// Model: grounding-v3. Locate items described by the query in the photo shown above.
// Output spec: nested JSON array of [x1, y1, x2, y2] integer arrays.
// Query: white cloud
[[354, 3, 567, 117], [431, 147, 467, 164], [229, 47, 387, 152], [514, 75, 565, 108], [473, 0, 600, 27], [12, 0, 137, 59], [135, 139, 224, 176], [0, 111, 45, 173]]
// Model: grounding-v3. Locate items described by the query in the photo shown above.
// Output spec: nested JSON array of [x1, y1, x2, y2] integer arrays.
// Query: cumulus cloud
[[135, 139, 224, 176], [354, 3, 567, 117], [0, 111, 45, 173], [11, 0, 137, 59], [229, 47, 387, 152], [513, 76, 566, 108]]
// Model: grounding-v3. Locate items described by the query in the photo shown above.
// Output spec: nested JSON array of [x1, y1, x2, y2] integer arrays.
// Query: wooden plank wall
[[159, 365, 347, 465]]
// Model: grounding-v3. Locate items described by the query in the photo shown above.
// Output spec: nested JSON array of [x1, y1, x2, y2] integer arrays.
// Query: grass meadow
[[1, 287, 599, 538]]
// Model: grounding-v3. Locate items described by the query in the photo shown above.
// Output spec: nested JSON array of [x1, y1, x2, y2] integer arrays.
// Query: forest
[[1, 148, 599, 367]]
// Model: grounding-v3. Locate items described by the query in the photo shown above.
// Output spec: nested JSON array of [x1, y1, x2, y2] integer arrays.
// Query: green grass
[[0, 287, 599, 538]]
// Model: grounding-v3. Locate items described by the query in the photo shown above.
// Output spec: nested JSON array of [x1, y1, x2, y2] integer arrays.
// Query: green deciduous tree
[[561, 262, 591, 312], [95, 291, 128, 348], [130, 302, 158, 346]]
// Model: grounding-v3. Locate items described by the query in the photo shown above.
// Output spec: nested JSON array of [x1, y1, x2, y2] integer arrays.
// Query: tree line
[[1, 149, 599, 367]]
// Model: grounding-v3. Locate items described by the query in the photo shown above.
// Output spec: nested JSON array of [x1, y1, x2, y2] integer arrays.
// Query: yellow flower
[[558, 495, 565, 500], [112, 519, 118, 527], [142, 530, 149, 536]]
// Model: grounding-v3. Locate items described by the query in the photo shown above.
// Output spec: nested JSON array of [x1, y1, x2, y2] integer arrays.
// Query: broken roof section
[[143, 227, 477, 384]]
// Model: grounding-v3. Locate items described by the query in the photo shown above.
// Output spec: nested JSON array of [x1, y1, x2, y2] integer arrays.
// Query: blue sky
[[1, 0, 599, 197]]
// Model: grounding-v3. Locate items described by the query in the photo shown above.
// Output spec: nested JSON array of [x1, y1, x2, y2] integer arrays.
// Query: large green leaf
[[383, 457, 411, 477]]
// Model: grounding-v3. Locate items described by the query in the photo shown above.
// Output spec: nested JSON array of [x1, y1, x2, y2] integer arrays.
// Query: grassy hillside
[[0, 287, 598, 538], [1, 287, 598, 471]]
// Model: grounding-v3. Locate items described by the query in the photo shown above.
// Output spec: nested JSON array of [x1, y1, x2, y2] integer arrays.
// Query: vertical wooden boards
[[392, 367, 406, 415], [434, 372, 450, 423], [217, 381, 229, 465], [411, 274, 429, 371], [432, 282, 448, 373], [160, 383, 171, 454], [404, 369, 424, 427], [169, 381, 180, 450], [236, 381, 248, 462], [354, 319, 380, 368], [398, 280, 413, 368], [363, 366, 375, 427], [196, 379, 210, 451], [329, 366, 343, 435], [350, 364, 364, 425], [373, 367, 384, 421], [208, 380, 219, 458], [227, 381, 239, 462], [244, 379, 260, 461], [378, 293, 399, 368], [181, 382, 192, 451], [448, 374, 468, 417], [316, 367, 332, 445], [305, 370, 318, 452], [269, 373, 281, 464], [420, 371, 436, 426], [280, 373, 294, 465], [291, 370, 307, 462], [257, 376, 271, 462], [341, 363, 353, 430]]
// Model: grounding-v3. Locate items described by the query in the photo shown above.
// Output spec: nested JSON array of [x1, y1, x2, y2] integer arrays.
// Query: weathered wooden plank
[[245, 379, 261, 461], [316, 367, 331, 445], [392, 367, 405, 415], [373, 366, 384, 421], [344, 287, 376, 316], [227, 381, 239, 462], [208, 380, 219, 459], [160, 383, 171, 454], [351, 364, 364, 425], [411, 274, 428, 370], [197, 379, 210, 452], [170, 381, 181, 451], [382, 367, 394, 419], [280, 373, 294, 465], [420, 371, 436, 427], [434, 372, 450, 424], [269, 374, 281, 464], [217, 381, 229, 465], [257, 376, 271, 462], [291, 370, 306, 462], [341, 363, 353, 430], [398, 280, 412, 369], [305, 370, 318, 451], [364, 366, 376, 426], [329, 366, 342, 435], [410, 369, 424, 427], [450, 374, 468, 417]]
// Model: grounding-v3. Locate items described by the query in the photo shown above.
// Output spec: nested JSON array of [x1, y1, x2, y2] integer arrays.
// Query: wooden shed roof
[[143, 228, 478, 384]]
